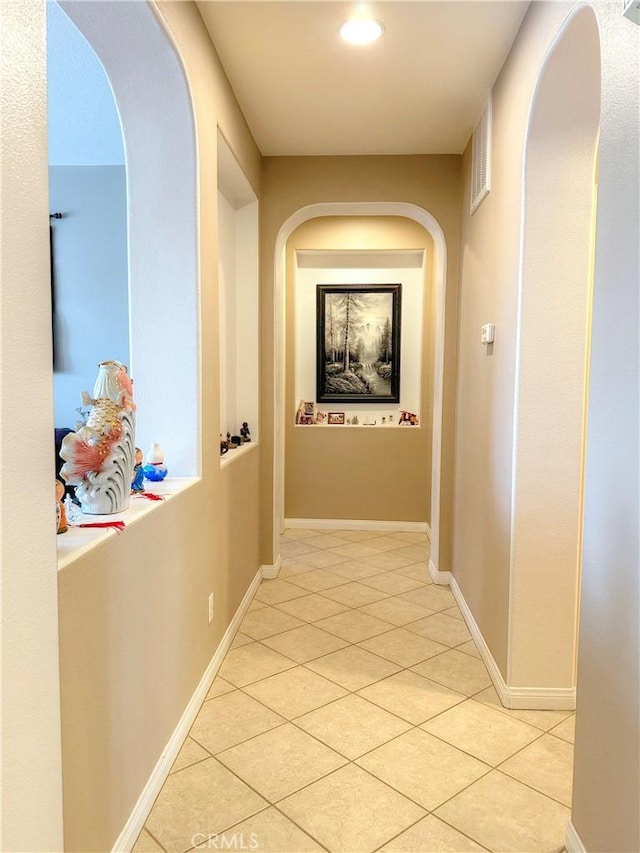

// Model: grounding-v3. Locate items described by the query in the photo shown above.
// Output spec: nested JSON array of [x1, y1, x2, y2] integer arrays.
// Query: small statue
[[399, 410, 419, 425], [56, 479, 68, 534], [220, 434, 229, 455], [240, 422, 251, 442], [131, 447, 145, 493], [226, 431, 236, 449], [352, 415, 359, 425], [64, 493, 82, 524]]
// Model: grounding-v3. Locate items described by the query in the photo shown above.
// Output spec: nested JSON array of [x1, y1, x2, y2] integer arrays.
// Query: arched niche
[[508, 4, 600, 704], [272, 202, 448, 579], [57, 0, 199, 475]]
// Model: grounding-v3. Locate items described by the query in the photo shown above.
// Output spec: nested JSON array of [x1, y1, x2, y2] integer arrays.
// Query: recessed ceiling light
[[340, 18, 384, 46]]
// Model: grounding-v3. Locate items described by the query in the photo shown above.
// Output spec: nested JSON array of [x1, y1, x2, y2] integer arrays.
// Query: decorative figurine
[[297, 400, 316, 424], [131, 447, 145, 493], [56, 479, 68, 534], [143, 442, 168, 481], [240, 422, 251, 442], [220, 434, 229, 455], [352, 415, 359, 425], [382, 417, 386, 424], [64, 493, 82, 524], [60, 360, 136, 514]]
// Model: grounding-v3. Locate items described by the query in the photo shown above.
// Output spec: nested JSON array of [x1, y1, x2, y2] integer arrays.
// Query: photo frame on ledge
[[316, 284, 401, 404]]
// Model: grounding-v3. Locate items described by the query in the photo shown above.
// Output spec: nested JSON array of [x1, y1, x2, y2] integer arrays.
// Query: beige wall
[[454, 0, 639, 846], [285, 217, 434, 523], [52, 2, 264, 850], [1, 1, 65, 849], [261, 156, 462, 561], [571, 5, 639, 851], [453, 1, 573, 676], [509, 6, 599, 691], [58, 454, 260, 850]]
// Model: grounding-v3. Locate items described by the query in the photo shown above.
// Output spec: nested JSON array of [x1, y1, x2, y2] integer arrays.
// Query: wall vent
[[470, 92, 492, 214]]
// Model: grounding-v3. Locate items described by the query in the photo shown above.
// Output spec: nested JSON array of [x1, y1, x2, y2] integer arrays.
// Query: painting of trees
[[317, 284, 401, 403]]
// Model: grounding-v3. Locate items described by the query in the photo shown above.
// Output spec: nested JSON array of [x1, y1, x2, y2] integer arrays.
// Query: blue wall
[[50, 166, 130, 426], [48, 1, 129, 426], [47, 0, 124, 166]]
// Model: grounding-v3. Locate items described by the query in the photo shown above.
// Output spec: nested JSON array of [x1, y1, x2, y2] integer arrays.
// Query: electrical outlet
[[208, 593, 214, 624]]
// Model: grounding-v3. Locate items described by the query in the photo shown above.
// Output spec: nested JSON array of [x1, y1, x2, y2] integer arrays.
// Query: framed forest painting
[[316, 284, 401, 404]]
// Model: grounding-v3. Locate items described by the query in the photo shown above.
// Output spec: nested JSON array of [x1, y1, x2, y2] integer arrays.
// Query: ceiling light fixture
[[340, 18, 384, 46]]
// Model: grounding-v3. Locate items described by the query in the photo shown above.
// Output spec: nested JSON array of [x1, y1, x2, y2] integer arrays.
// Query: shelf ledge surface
[[56, 476, 200, 571]]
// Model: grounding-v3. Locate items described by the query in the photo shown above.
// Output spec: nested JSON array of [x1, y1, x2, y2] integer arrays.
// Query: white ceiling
[[197, 1, 530, 156]]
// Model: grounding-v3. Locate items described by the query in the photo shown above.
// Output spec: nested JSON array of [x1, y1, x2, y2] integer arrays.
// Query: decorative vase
[[60, 360, 136, 514], [143, 442, 168, 482]]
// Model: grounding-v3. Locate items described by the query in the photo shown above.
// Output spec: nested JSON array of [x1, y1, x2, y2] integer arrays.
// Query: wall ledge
[[450, 574, 576, 711], [565, 820, 587, 853], [57, 477, 200, 571], [294, 424, 424, 430], [110, 565, 263, 853], [285, 518, 430, 535], [220, 440, 259, 470]]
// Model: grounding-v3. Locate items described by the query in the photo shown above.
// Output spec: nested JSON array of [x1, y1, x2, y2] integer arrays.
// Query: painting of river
[[316, 284, 401, 403]]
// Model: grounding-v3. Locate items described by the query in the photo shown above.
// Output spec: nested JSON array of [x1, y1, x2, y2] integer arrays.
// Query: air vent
[[470, 92, 492, 214]]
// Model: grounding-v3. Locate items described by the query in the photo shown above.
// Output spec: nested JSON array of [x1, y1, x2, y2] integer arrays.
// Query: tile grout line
[[142, 825, 169, 853], [147, 532, 564, 852], [220, 644, 571, 805]]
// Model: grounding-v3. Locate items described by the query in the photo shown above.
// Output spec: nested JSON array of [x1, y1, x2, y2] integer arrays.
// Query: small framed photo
[[328, 412, 345, 425]]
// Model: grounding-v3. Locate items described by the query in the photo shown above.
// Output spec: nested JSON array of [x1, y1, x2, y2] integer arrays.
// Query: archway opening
[[46, 2, 199, 848], [509, 5, 600, 704], [54, 0, 199, 476], [273, 203, 448, 578]]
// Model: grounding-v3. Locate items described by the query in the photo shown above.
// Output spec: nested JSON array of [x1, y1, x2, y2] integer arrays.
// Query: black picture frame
[[316, 283, 401, 404]]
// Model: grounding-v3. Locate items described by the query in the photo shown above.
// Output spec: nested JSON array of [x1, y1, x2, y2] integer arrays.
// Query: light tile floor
[[135, 528, 575, 853]]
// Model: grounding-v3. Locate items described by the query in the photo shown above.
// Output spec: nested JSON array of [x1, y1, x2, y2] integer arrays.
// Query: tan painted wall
[[1, 1, 65, 849], [58, 454, 260, 850], [453, 1, 573, 677], [454, 1, 639, 845], [571, 5, 639, 851], [260, 156, 462, 561], [509, 6, 599, 691], [285, 217, 434, 523], [52, 3, 264, 850]]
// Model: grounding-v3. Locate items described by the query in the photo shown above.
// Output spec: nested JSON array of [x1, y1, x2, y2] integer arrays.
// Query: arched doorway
[[56, 0, 199, 475], [508, 5, 600, 706], [273, 202, 449, 580], [48, 3, 199, 849]]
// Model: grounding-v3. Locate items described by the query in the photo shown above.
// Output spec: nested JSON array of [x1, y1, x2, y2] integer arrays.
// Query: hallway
[[135, 528, 575, 853]]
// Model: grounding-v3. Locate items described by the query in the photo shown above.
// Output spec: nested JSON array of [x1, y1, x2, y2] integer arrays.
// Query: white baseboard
[[507, 685, 575, 711], [111, 568, 263, 853], [449, 574, 511, 708], [429, 558, 451, 586], [449, 575, 576, 711], [285, 518, 431, 537], [261, 555, 281, 579], [565, 820, 587, 853]]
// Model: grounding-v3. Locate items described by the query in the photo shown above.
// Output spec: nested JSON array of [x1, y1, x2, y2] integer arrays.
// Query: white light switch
[[481, 323, 495, 345]]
